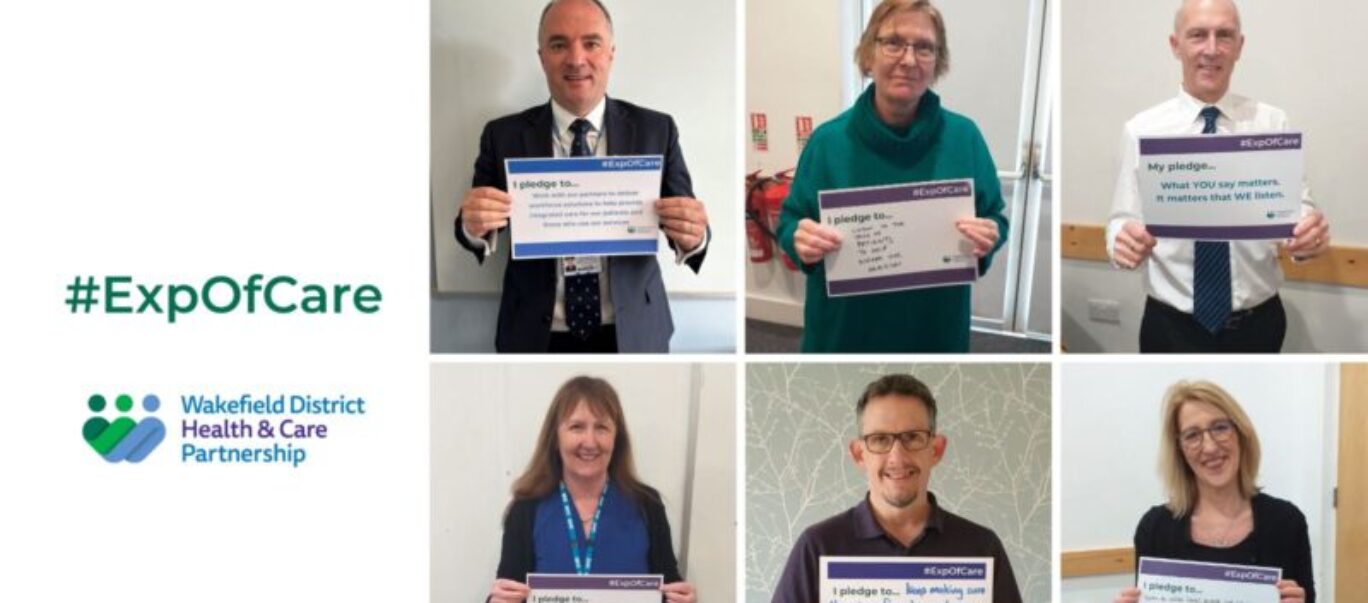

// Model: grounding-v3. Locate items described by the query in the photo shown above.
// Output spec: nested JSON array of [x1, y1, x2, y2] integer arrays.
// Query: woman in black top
[[1115, 380, 1312, 603]]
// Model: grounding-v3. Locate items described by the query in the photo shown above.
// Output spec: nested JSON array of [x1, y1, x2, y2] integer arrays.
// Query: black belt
[[1150, 294, 1279, 330]]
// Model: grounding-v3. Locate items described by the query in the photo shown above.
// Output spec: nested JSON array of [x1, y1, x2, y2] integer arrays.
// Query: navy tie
[[1192, 106, 1231, 333], [564, 118, 601, 341]]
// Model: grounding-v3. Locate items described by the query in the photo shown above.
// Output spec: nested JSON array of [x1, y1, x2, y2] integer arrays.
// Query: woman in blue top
[[487, 376, 696, 603]]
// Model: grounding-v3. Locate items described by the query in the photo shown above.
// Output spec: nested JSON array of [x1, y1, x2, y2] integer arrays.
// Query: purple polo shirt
[[771, 492, 1023, 603]]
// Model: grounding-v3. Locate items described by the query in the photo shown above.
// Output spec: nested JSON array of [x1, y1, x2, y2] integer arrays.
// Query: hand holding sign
[[794, 218, 844, 265], [1274, 580, 1306, 603], [488, 578, 531, 603], [660, 581, 696, 603], [1283, 209, 1329, 259], [656, 197, 708, 253], [955, 217, 999, 258], [1114, 220, 1158, 269], [461, 186, 513, 239], [1115, 586, 1142, 603]]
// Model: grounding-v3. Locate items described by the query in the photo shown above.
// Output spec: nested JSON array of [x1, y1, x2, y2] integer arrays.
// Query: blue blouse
[[532, 481, 650, 574]]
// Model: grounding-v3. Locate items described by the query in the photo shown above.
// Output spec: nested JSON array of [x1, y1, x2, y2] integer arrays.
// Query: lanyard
[[558, 480, 608, 575]]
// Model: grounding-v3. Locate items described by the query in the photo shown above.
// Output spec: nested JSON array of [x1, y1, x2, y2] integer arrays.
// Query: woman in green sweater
[[776, 0, 1008, 353]]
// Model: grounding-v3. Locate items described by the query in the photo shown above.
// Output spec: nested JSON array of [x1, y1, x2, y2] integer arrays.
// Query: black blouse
[[1133, 492, 1315, 602]]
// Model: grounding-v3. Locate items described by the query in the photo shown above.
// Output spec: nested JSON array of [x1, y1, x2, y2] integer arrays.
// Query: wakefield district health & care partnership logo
[[83, 393, 166, 463]]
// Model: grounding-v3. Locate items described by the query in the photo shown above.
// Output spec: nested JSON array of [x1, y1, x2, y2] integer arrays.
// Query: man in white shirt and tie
[[1107, 0, 1330, 353]]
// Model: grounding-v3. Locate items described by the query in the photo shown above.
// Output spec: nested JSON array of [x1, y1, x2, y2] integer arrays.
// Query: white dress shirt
[[547, 98, 614, 331], [463, 97, 708, 331], [1107, 87, 1314, 313]]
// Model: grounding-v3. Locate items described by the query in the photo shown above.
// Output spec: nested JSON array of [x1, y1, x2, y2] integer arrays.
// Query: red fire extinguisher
[[745, 168, 798, 270], [745, 170, 771, 263]]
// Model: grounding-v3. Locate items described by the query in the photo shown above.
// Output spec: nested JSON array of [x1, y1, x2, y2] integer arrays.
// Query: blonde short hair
[[1158, 380, 1262, 517], [854, 0, 949, 80]]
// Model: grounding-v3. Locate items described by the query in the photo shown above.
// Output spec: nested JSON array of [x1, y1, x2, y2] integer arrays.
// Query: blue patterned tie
[[564, 118, 601, 340], [1192, 106, 1230, 334]]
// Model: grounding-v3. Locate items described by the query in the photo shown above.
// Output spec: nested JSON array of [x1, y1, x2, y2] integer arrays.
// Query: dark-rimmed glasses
[[860, 429, 933, 453]]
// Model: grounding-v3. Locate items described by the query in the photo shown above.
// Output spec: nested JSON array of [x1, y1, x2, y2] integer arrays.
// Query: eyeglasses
[[860, 429, 933, 454], [1178, 419, 1236, 451], [876, 37, 938, 60]]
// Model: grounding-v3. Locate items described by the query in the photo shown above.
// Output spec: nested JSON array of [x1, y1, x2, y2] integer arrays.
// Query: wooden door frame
[[1337, 364, 1367, 599]]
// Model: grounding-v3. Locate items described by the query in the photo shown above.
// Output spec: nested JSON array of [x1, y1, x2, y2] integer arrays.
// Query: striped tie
[[564, 118, 601, 341], [1192, 106, 1231, 334]]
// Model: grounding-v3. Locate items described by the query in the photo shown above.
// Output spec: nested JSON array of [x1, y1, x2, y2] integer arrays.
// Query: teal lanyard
[[558, 481, 608, 575]]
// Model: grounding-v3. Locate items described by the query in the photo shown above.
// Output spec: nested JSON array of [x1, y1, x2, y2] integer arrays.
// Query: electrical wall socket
[[1088, 298, 1122, 323]]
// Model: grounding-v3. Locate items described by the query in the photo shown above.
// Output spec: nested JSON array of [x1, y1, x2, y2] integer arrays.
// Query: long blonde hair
[[1158, 380, 1262, 517], [509, 376, 655, 510]]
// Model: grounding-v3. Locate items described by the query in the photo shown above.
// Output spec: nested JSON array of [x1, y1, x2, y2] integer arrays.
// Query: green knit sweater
[[776, 85, 1008, 353]]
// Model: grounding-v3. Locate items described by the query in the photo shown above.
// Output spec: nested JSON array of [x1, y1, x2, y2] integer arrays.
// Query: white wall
[[1060, 362, 1338, 603], [1060, 0, 1368, 352], [430, 362, 735, 602], [431, 0, 738, 296], [743, 0, 849, 325], [684, 362, 738, 598]]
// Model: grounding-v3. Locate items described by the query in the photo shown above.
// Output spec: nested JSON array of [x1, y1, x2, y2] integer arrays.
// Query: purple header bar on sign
[[1147, 223, 1295, 240], [1139, 133, 1302, 156], [1140, 558, 1279, 585], [828, 561, 990, 580], [820, 180, 973, 210], [527, 575, 663, 590]]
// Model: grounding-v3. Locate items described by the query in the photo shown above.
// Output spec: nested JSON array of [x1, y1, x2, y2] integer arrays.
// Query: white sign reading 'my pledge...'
[[1138, 557, 1281, 603], [505, 156, 664, 260], [1138, 132, 1302, 240], [527, 574, 663, 603], [819, 179, 977, 297], [819, 557, 993, 603]]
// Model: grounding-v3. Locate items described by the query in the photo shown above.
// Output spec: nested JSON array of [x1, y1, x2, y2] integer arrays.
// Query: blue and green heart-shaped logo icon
[[82, 393, 166, 463]]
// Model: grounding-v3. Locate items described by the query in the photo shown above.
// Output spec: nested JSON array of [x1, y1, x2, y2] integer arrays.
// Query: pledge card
[[1138, 557, 1281, 603], [1138, 132, 1303, 240], [527, 573, 664, 603], [506, 156, 663, 259], [819, 556, 992, 603], [819, 179, 977, 297]]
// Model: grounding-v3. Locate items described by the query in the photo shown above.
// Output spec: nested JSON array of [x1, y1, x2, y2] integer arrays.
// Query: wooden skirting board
[[1061, 223, 1368, 288], [1060, 546, 1135, 578]]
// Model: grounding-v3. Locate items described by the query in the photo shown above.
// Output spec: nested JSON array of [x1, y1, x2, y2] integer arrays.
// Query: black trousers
[[548, 324, 619, 353], [1139, 295, 1286, 353]]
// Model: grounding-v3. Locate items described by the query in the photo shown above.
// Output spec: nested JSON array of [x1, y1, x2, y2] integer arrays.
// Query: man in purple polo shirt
[[771, 374, 1022, 603]]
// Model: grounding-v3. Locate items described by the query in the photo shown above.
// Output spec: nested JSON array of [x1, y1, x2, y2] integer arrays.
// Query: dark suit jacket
[[455, 97, 706, 353]]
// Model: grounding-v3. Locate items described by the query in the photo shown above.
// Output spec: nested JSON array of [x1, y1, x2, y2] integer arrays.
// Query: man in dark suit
[[455, 0, 710, 354]]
